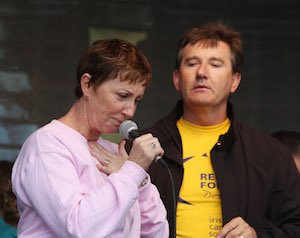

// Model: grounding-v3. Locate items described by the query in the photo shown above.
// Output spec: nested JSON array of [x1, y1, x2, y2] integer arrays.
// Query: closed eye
[[210, 58, 224, 68], [184, 57, 200, 67], [117, 93, 129, 100], [211, 62, 222, 67], [187, 62, 198, 67]]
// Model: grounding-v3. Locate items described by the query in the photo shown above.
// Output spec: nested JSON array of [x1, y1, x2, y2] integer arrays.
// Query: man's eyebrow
[[184, 56, 200, 61], [210, 56, 223, 61]]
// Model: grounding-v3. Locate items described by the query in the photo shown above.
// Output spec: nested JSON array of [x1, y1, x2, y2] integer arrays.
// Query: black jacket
[[139, 100, 300, 238]]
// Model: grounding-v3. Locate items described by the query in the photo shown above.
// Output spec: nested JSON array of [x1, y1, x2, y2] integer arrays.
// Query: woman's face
[[83, 74, 146, 137]]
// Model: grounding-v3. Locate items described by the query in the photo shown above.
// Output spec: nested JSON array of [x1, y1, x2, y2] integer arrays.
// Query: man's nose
[[196, 64, 208, 80]]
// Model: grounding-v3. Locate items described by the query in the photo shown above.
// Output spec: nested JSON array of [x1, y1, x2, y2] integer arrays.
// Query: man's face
[[173, 41, 241, 114]]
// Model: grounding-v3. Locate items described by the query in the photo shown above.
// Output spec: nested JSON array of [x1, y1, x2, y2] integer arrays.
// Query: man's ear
[[230, 72, 241, 93], [173, 69, 180, 92], [80, 73, 92, 97]]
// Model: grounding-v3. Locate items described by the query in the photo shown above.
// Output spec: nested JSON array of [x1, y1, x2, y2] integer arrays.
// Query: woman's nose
[[122, 102, 135, 118]]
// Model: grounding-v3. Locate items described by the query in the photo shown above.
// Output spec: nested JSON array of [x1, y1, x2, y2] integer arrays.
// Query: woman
[[12, 39, 169, 237]]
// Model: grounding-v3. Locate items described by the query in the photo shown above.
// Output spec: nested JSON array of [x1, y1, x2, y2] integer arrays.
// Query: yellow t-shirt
[[176, 117, 230, 238]]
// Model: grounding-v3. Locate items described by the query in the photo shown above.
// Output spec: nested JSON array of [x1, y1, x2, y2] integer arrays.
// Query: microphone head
[[119, 120, 138, 140]]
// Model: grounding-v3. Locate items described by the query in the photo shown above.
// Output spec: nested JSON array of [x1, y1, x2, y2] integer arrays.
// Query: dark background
[[0, 0, 299, 161]]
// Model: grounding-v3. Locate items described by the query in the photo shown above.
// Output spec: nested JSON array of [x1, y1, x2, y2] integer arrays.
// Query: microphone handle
[[128, 129, 140, 140]]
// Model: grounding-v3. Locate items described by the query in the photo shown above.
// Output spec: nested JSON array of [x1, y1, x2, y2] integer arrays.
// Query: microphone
[[119, 120, 162, 163]]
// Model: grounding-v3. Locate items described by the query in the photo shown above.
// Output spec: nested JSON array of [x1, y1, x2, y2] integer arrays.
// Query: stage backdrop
[[0, 0, 299, 161]]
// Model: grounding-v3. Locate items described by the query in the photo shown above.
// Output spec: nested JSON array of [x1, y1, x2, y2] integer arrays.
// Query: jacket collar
[[162, 99, 238, 150]]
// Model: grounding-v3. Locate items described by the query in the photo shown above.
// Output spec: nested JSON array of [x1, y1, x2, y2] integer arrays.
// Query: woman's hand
[[88, 133, 163, 174], [127, 133, 164, 171], [88, 141, 127, 175]]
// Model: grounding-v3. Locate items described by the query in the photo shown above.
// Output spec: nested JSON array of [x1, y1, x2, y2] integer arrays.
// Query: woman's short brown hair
[[74, 39, 152, 98]]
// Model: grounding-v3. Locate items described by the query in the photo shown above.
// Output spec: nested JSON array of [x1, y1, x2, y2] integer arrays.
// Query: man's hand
[[217, 217, 257, 238]]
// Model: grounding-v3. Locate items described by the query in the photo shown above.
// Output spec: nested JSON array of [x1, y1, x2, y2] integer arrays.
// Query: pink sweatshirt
[[12, 120, 169, 238]]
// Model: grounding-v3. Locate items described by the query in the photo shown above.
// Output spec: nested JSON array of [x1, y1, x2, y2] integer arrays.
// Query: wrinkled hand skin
[[88, 140, 127, 174], [217, 217, 257, 238], [126, 133, 164, 171]]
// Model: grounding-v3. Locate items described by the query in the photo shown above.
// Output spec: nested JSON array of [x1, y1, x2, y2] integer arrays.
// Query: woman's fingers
[[88, 141, 126, 174], [128, 134, 164, 170], [118, 140, 129, 158]]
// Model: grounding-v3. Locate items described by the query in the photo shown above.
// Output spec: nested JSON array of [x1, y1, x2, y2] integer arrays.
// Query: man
[[272, 130, 300, 173], [141, 22, 300, 237]]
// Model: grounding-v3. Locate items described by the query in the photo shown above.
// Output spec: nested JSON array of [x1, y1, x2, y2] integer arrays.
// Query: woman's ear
[[80, 73, 92, 98]]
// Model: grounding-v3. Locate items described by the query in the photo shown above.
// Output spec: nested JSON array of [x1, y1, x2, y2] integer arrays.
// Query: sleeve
[[138, 175, 169, 238], [13, 132, 157, 237]]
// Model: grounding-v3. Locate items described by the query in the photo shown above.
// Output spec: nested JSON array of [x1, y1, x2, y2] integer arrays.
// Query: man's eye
[[186, 61, 198, 67], [211, 61, 222, 67]]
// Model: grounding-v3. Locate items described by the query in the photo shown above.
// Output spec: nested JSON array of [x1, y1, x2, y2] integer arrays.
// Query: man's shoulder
[[234, 122, 268, 137], [233, 122, 289, 152]]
